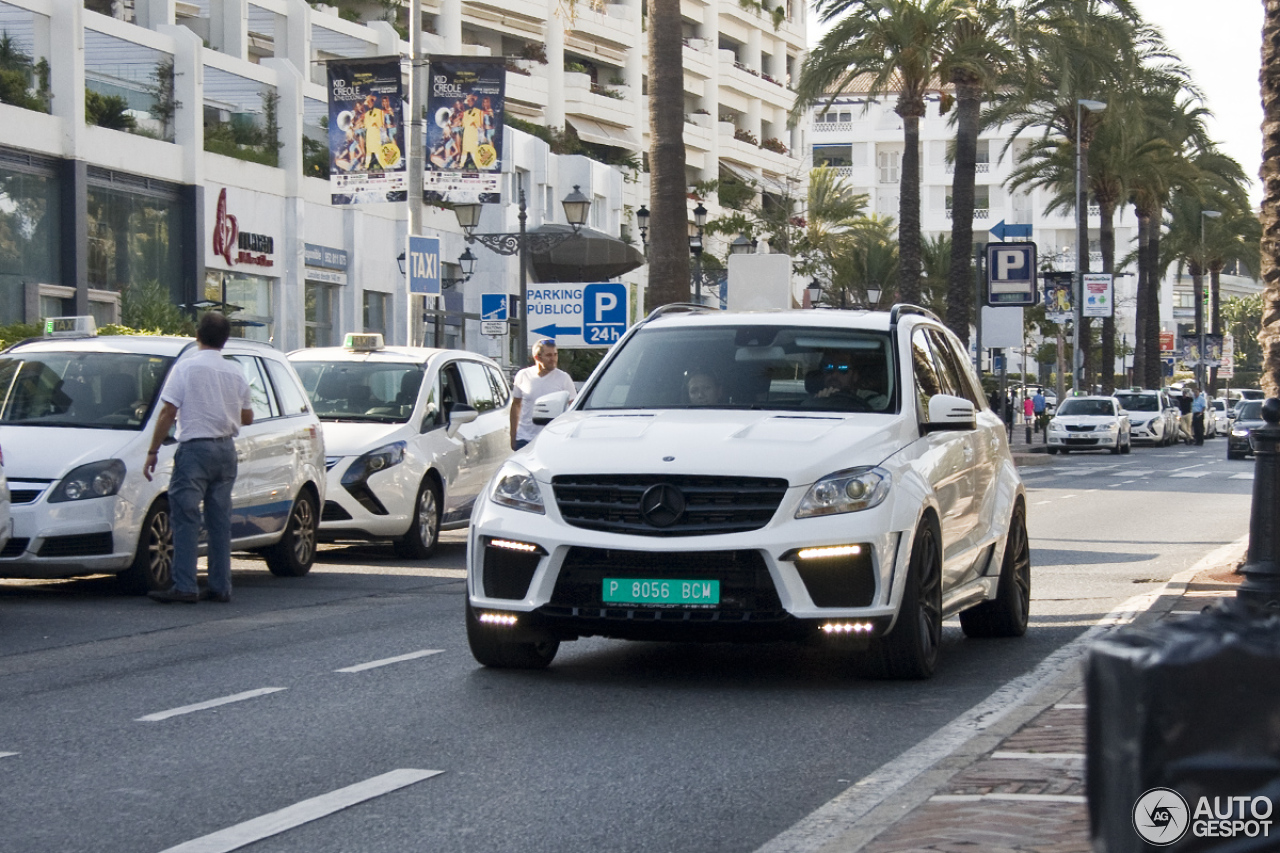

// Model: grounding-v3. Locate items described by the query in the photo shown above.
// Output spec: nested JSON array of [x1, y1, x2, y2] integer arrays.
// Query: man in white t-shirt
[[510, 338, 576, 450]]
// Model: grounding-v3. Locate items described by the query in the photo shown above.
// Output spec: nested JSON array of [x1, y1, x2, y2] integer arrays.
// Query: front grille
[[0, 537, 28, 558], [322, 501, 352, 522], [1065, 425, 1095, 432], [1064, 438, 1100, 446], [483, 543, 542, 599], [37, 532, 113, 558], [552, 474, 788, 537], [793, 548, 877, 607], [546, 547, 784, 618], [9, 489, 43, 504]]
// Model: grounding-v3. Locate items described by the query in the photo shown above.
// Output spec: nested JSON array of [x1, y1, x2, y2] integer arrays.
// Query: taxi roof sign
[[343, 332, 384, 352], [44, 316, 97, 338]]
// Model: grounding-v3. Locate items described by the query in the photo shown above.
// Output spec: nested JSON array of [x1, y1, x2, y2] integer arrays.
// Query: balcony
[[564, 72, 635, 128], [813, 121, 854, 135], [945, 208, 990, 220], [945, 162, 990, 174]]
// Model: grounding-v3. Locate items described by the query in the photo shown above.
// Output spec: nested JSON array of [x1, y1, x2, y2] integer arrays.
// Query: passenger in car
[[806, 351, 888, 411], [684, 371, 724, 406]]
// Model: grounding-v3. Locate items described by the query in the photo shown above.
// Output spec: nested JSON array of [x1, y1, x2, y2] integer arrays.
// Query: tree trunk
[[1143, 215, 1164, 389], [1210, 263, 1223, 392], [645, 0, 690, 311], [946, 74, 981, 345], [896, 100, 924, 304], [1078, 141, 1092, 392], [1099, 202, 1116, 393], [1132, 207, 1149, 386], [1260, 0, 1280, 396]]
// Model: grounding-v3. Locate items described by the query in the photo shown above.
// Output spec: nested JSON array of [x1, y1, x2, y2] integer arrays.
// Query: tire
[[861, 519, 942, 680], [393, 479, 441, 560], [264, 490, 318, 577], [118, 499, 173, 594], [1110, 443, 1120, 455], [1120, 435, 1131, 454], [465, 599, 559, 669], [1228, 448, 1243, 461], [960, 502, 1031, 638]]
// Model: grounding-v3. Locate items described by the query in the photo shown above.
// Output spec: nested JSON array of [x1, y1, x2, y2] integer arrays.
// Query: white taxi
[[288, 334, 512, 557], [0, 318, 326, 592], [1046, 395, 1132, 454]]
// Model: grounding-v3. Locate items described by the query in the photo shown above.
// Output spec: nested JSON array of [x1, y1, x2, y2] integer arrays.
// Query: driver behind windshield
[[808, 350, 888, 410]]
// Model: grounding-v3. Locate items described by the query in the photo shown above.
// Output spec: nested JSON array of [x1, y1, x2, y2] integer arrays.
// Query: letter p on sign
[[996, 250, 1025, 278]]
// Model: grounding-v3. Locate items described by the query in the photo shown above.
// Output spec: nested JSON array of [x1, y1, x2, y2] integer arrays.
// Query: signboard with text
[[1043, 272, 1073, 324], [985, 242, 1038, 306], [406, 235, 440, 296], [1081, 273, 1113, 318], [526, 282, 629, 349]]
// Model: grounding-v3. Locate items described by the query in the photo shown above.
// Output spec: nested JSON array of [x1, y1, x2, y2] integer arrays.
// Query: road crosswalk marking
[[335, 649, 443, 673], [1171, 472, 1210, 478], [0, 751, 17, 759], [1231, 473, 1255, 480], [136, 687, 287, 722], [156, 768, 443, 853]]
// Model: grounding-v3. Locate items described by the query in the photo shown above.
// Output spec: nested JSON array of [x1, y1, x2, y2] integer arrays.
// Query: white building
[[0, 0, 807, 363]]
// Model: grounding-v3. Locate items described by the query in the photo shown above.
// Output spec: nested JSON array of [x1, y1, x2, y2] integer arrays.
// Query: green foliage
[[557, 348, 607, 382], [203, 91, 281, 166], [303, 136, 329, 179], [85, 89, 136, 131], [0, 322, 42, 350], [1222, 293, 1263, 372], [0, 35, 49, 113], [502, 117, 641, 177], [146, 58, 178, 140], [121, 279, 196, 336]]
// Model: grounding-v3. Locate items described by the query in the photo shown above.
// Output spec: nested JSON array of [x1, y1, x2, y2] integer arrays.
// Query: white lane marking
[[1171, 472, 1210, 479], [1108, 483, 1123, 488], [137, 688, 286, 722], [1111, 470, 1153, 477], [1054, 703, 1086, 710], [1231, 473, 1255, 480], [0, 751, 17, 759], [155, 769, 443, 853], [1035, 500, 1052, 505], [930, 793, 1086, 804], [335, 649, 443, 673], [311, 566, 466, 579], [752, 535, 1248, 853], [1060, 494, 1077, 499], [1171, 464, 1206, 472], [990, 751, 1085, 761]]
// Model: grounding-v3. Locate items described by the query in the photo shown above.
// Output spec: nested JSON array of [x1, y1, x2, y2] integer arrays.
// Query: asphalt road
[[0, 439, 1254, 853]]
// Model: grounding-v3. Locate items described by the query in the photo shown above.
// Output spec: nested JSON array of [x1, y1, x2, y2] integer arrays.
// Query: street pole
[[1200, 210, 1221, 390], [1238, 398, 1280, 609], [407, 0, 424, 347], [973, 242, 984, 373], [1074, 98, 1106, 395]]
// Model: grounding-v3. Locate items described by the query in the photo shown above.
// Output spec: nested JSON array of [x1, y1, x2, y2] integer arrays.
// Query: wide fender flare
[[985, 459, 1027, 577], [880, 466, 941, 634]]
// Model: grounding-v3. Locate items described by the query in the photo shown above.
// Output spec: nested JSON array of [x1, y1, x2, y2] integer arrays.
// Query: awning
[[528, 224, 645, 282], [568, 117, 638, 149]]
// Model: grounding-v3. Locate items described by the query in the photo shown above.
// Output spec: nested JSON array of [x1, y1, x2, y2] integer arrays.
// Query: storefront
[[204, 186, 279, 343]]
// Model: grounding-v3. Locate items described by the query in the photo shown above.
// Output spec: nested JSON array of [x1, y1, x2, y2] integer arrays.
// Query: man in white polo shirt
[[143, 312, 253, 604], [509, 338, 576, 450]]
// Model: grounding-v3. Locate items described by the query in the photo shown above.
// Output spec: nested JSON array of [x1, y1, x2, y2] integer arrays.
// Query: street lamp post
[[1074, 98, 1106, 394], [453, 178, 590, 366], [690, 201, 706, 304], [806, 279, 822, 308], [1199, 209, 1222, 388]]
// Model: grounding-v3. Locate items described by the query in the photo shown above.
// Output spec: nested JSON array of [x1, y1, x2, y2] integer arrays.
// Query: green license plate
[[602, 578, 720, 606]]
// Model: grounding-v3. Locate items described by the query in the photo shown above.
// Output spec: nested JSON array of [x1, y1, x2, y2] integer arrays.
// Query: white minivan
[[289, 334, 512, 557], [0, 319, 326, 592]]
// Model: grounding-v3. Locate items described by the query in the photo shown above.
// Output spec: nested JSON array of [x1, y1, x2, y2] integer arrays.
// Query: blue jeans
[[169, 438, 237, 595]]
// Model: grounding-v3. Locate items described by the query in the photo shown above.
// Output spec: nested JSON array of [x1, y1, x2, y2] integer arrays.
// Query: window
[[911, 328, 944, 419], [458, 360, 497, 412], [305, 282, 336, 347], [205, 271, 273, 343], [227, 355, 278, 420], [927, 329, 981, 407], [263, 358, 311, 417], [364, 290, 389, 336], [0, 155, 60, 325], [86, 170, 184, 302], [877, 150, 899, 183], [813, 145, 852, 168], [485, 364, 510, 407]]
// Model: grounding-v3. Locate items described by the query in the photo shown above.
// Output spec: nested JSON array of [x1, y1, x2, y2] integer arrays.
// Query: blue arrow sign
[[532, 323, 582, 338], [989, 220, 1033, 241]]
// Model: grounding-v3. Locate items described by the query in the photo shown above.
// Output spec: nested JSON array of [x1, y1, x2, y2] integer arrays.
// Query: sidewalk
[[827, 546, 1249, 853], [1007, 418, 1052, 467]]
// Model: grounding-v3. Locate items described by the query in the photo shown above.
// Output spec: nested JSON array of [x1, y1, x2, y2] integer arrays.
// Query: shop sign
[[304, 243, 349, 285], [212, 188, 275, 269]]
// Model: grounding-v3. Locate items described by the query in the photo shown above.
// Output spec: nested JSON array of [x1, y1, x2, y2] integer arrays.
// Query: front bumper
[[0, 487, 139, 577], [318, 457, 421, 539], [1047, 431, 1120, 448], [1228, 433, 1254, 455]]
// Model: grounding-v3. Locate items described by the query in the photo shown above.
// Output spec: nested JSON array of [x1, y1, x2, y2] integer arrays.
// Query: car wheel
[[264, 490, 318, 577], [1121, 435, 1131, 454], [1228, 448, 1243, 461], [1110, 442, 1121, 455], [861, 519, 942, 680], [465, 599, 559, 669], [393, 479, 441, 560], [118, 498, 173, 594], [960, 501, 1031, 639]]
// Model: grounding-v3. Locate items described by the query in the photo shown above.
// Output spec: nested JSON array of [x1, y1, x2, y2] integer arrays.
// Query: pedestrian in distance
[[1191, 383, 1208, 446], [510, 338, 576, 451], [1177, 387, 1194, 444], [144, 312, 253, 604], [1032, 388, 1046, 432], [1022, 393, 1034, 443]]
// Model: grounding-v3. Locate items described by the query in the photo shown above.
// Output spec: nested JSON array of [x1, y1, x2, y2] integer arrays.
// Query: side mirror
[[447, 402, 478, 434], [923, 394, 976, 433], [532, 390, 572, 426]]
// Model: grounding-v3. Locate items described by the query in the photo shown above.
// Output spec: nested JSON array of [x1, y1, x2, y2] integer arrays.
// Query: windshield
[[293, 361, 424, 422], [581, 325, 898, 414], [1114, 394, 1158, 412], [0, 351, 173, 429], [1057, 399, 1115, 417], [1239, 401, 1263, 420]]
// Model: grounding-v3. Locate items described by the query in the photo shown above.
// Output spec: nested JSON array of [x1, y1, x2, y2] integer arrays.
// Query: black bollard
[[1237, 397, 1280, 610]]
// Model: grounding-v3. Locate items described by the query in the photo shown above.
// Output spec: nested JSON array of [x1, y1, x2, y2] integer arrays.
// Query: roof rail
[[644, 303, 712, 322], [889, 303, 941, 327]]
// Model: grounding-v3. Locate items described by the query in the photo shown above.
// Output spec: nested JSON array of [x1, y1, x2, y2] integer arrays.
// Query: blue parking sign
[[481, 293, 508, 321], [583, 283, 627, 346], [986, 242, 1038, 307]]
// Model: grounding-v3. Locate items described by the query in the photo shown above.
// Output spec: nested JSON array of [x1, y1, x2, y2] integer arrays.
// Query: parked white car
[[289, 335, 512, 557], [0, 319, 326, 592], [465, 305, 1029, 679], [1047, 396, 1132, 454], [1113, 389, 1179, 447]]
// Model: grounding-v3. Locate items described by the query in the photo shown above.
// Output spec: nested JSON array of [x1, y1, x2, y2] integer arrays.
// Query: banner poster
[[327, 57, 406, 206], [1181, 334, 1223, 367], [1081, 273, 1113, 318], [1042, 271, 1074, 324], [424, 57, 505, 205]]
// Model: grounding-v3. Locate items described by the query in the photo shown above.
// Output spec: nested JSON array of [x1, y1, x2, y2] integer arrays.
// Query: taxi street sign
[[406, 235, 440, 296], [985, 242, 1038, 306], [527, 282, 629, 349], [481, 293, 508, 321]]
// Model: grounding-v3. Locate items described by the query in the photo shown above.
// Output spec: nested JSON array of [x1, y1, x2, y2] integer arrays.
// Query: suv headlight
[[50, 459, 126, 502], [341, 441, 406, 486], [491, 461, 545, 514], [796, 467, 890, 518]]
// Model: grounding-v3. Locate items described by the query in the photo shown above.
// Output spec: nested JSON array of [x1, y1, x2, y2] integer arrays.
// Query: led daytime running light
[[489, 539, 538, 553], [797, 545, 862, 560], [478, 612, 518, 626], [820, 621, 874, 634]]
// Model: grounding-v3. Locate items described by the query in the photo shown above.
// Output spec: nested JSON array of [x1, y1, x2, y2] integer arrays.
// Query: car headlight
[[796, 467, 891, 519], [1104, 422, 1120, 431], [1233, 428, 1250, 437], [50, 459, 126, 503], [1146, 418, 1160, 430], [341, 441, 406, 487], [491, 461, 545, 514]]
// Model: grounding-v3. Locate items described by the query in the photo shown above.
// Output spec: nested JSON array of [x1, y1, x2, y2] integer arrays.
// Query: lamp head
[[635, 205, 650, 243], [452, 202, 483, 238], [1202, 210, 1222, 219], [729, 233, 755, 255], [396, 251, 406, 276], [1077, 98, 1107, 112], [458, 247, 477, 278], [693, 201, 707, 229], [806, 280, 822, 306], [562, 185, 591, 231]]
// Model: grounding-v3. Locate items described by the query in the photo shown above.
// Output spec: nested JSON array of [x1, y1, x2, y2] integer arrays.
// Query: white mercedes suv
[[465, 305, 1030, 678]]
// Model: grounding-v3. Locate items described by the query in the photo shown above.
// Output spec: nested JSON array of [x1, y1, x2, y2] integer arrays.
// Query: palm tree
[[644, 0, 690, 310], [794, 0, 958, 304], [1264, 0, 1280, 396]]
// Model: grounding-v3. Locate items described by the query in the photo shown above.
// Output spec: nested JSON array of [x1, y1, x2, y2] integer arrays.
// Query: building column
[[49, 0, 84, 159], [135, 0, 175, 31], [281, 0, 312, 77], [546, 0, 565, 130], [209, 0, 248, 61]]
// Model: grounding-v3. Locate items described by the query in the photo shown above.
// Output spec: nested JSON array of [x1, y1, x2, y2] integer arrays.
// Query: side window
[[263, 358, 311, 417], [440, 362, 465, 417], [911, 328, 944, 421], [420, 373, 442, 430], [459, 360, 496, 412], [226, 355, 278, 420], [485, 364, 510, 407], [927, 329, 980, 407]]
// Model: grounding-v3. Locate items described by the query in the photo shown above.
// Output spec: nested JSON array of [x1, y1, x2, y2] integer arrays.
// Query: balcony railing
[[944, 162, 990, 173], [945, 208, 990, 220]]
